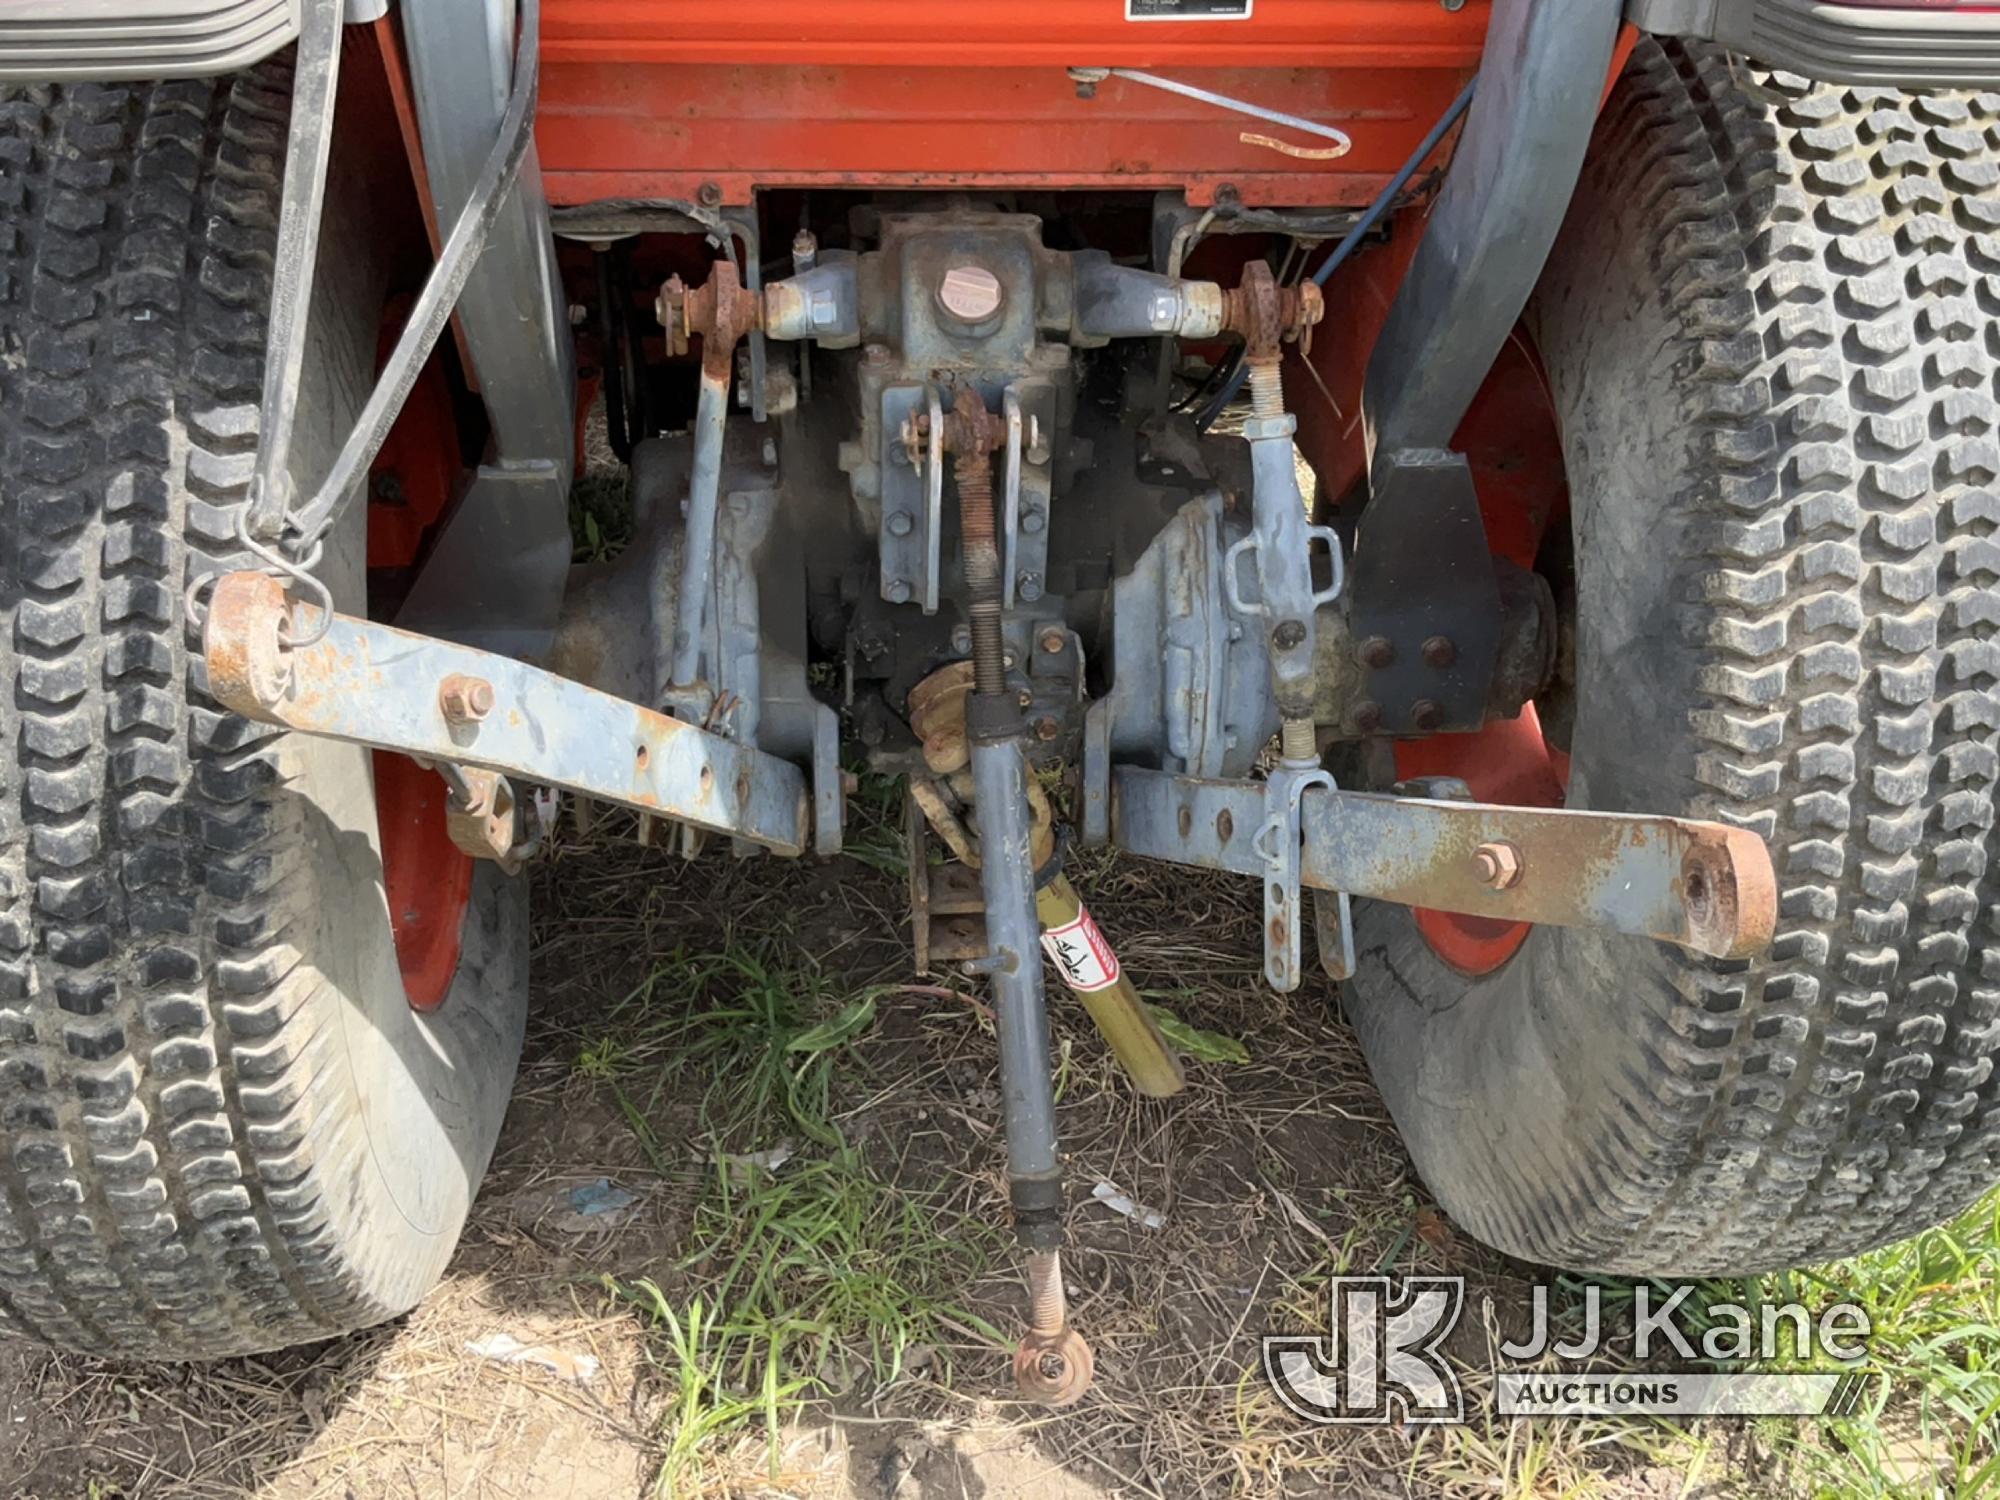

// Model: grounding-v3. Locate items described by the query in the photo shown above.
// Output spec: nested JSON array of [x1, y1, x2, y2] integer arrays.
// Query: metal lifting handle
[[1223, 525, 1345, 618]]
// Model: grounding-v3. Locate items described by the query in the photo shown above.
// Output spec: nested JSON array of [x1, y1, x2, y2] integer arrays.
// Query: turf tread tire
[[0, 69, 526, 1358], [1346, 41, 2000, 1274]]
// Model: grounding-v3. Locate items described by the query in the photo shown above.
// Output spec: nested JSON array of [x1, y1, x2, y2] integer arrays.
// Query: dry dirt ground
[[0, 801, 1788, 1499]]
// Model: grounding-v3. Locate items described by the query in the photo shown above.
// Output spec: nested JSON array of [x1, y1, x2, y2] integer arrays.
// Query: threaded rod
[[1026, 1248, 1065, 1334], [951, 390, 1006, 698], [1248, 356, 1284, 420], [1281, 717, 1317, 764]]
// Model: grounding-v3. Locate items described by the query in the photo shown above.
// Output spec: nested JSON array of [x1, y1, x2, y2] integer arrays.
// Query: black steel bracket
[[1340, 0, 1619, 738], [1345, 449, 1500, 736]]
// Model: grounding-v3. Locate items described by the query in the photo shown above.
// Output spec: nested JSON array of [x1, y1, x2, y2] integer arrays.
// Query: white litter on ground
[[1090, 1179, 1166, 1230]]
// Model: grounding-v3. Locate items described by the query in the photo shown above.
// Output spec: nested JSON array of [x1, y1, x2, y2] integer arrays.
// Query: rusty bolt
[[1039, 628, 1066, 655], [1272, 619, 1307, 652], [1473, 840, 1523, 890], [1018, 688, 1035, 709], [439, 674, 495, 726], [1353, 699, 1383, 733], [697, 180, 723, 208], [1411, 698, 1445, 732], [1034, 715, 1061, 742], [1421, 635, 1457, 669], [863, 342, 891, 367], [1358, 635, 1395, 670]]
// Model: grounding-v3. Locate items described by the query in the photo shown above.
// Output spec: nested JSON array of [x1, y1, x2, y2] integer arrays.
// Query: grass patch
[[1744, 1189, 2000, 1496], [1450, 1188, 2000, 1498], [839, 767, 910, 878], [569, 468, 633, 562], [578, 941, 1000, 1498]]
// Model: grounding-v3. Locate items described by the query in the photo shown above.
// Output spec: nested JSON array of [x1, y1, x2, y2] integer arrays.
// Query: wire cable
[[1194, 77, 1477, 432]]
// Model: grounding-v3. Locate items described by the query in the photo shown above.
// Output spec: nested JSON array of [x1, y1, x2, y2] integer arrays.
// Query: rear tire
[[1346, 41, 2000, 1274], [0, 69, 528, 1357]]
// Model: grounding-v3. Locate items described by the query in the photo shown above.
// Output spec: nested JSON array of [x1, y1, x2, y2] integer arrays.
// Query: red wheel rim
[[368, 299, 475, 1011], [375, 750, 475, 1010], [1395, 705, 1567, 976], [1399, 332, 1570, 978]]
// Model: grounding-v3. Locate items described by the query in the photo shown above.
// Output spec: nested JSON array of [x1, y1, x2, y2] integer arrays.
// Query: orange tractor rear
[[1, 0, 1996, 1398]]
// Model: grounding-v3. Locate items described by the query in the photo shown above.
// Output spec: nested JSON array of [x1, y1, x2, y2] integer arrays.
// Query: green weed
[[581, 944, 1001, 1495]]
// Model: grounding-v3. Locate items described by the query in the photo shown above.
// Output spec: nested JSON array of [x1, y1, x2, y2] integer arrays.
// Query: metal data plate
[[1109, 767, 1776, 961], [205, 572, 811, 855]]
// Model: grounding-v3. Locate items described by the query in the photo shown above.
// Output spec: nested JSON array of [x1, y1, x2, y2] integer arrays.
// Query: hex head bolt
[[439, 674, 495, 726], [1473, 840, 1523, 890]]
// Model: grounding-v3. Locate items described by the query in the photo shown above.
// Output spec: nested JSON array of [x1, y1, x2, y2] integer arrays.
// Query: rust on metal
[[1011, 1327, 1094, 1407], [1221, 259, 1324, 358], [658, 258, 763, 380], [438, 673, 496, 725], [1680, 835, 1772, 964], [905, 789, 988, 973], [903, 383, 1007, 467], [1420, 634, 1457, 668], [199, 570, 813, 855], [1110, 767, 1779, 962], [204, 570, 296, 718], [445, 767, 522, 870], [1299, 793, 1779, 961]]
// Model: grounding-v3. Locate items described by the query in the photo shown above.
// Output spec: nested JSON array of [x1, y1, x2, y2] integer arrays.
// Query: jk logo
[[1262, 1276, 1465, 1424]]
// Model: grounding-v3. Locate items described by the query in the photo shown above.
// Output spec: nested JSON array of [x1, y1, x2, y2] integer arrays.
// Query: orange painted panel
[[541, 0, 1490, 69], [536, 0, 1486, 205]]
